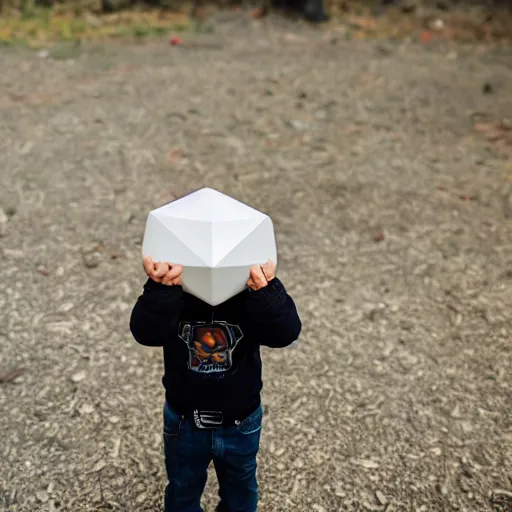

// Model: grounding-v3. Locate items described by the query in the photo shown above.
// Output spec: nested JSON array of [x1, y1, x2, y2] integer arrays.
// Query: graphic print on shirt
[[178, 321, 243, 374]]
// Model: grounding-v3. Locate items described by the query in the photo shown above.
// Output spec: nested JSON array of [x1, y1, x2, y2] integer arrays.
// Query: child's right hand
[[143, 256, 183, 286]]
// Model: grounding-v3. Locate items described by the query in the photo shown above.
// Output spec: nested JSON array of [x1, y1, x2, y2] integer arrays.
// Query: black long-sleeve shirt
[[130, 277, 301, 417]]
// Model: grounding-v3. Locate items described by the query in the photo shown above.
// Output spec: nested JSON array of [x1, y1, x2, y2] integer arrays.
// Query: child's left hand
[[247, 260, 276, 291]]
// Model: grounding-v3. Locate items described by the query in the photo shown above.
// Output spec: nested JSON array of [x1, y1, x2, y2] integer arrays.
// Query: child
[[130, 256, 301, 512]]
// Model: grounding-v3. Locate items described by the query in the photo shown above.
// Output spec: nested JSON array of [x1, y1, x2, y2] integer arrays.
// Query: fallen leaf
[[168, 149, 185, 163], [250, 7, 266, 18], [420, 31, 432, 43], [169, 36, 184, 46]]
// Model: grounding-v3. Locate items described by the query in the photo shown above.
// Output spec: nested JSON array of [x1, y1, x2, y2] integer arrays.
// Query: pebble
[[351, 458, 379, 469], [37, 266, 50, 276], [430, 18, 444, 31], [13, 373, 25, 384], [0, 207, 8, 237], [91, 459, 107, 473], [80, 403, 94, 415], [375, 490, 387, 505], [83, 252, 101, 269], [71, 371, 86, 383], [36, 490, 49, 503], [461, 421, 473, 434], [135, 492, 148, 504], [451, 404, 463, 418], [287, 119, 309, 132], [20, 141, 33, 155]]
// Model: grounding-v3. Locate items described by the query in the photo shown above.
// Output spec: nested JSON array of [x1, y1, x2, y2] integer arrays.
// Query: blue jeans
[[163, 402, 262, 512]]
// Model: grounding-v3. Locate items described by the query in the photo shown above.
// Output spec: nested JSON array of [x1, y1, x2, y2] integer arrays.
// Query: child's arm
[[246, 264, 302, 348], [129, 258, 184, 347]]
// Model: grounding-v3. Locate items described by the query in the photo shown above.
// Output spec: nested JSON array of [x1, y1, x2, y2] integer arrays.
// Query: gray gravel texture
[[0, 15, 511, 512]]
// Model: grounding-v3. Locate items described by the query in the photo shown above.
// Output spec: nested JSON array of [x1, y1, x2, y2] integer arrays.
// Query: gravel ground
[[0, 15, 511, 512]]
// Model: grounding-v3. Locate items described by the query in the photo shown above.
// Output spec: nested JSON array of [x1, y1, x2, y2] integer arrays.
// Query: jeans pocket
[[237, 404, 263, 435], [163, 402, 182, 437]]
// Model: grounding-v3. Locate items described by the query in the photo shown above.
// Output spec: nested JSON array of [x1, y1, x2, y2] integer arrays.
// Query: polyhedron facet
[[142, 188, 277, 306]]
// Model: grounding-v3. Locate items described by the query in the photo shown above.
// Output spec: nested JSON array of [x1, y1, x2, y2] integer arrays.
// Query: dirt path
[[1, 16, 511, 512]]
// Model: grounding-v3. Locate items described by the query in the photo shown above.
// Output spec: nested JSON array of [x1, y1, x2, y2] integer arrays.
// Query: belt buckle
[[193, 410, 223, 429]]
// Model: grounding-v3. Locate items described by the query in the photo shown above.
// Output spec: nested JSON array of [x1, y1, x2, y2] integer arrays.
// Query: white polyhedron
[[142, 188, 277, 306]]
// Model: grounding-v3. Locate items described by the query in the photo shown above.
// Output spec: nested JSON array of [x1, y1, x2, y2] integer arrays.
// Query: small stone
[[287, 119, 309, 131], [91, 459, 107, 473], [135, 492, 147, 504], [82, 251, 101, 269], [13, 373, 25, 384], [36, 490, 49, 503], [71, 371, 86, 383], [362, 501, 381, 511], [80, 403, 94, 415], [452, 313, 462, 326], [312, 505, 326, 512], [0, 208, 8, 237], [351, 458, 379, 469], [493, 489, 512, 499], [461, 421, 473, 434], [37, 50, 49, 59], [501, 117, 512, 130], [109, 416, 120, 424], [111, 437, 121, 458], [375, 491, 387, 505], [429, 18, 444, 31], [451, 404, 463, 418], [20, 141, 33, 155]]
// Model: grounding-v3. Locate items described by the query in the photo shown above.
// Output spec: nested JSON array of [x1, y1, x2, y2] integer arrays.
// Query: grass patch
[[0, 1, 510, 46], [0, 8, 193, 45]]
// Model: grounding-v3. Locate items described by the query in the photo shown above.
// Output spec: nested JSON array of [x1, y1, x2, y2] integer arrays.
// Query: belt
[[170, 400, 260, 430]]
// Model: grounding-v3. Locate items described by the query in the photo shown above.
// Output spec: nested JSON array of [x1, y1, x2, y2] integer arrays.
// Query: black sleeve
[[245, 278, 302, 348], [129, 279, 184, 347]]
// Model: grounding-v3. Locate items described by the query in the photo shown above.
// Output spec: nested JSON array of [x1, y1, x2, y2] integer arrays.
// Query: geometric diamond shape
[[142, 188, 277, 305]]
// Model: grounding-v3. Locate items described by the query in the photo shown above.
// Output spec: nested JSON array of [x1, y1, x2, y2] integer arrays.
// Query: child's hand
[[143, 256, 183, 286], [247, 260, 276, 291]]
